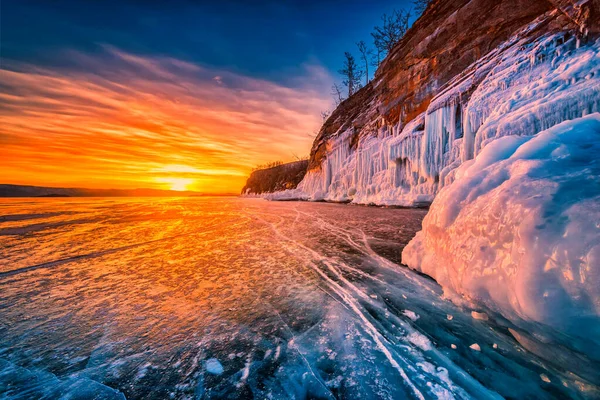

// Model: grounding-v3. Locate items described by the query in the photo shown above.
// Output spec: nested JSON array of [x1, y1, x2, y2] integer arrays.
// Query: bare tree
[[371, 48, 383, 71], [356, 40, 374, 85], [291, 152, 310, 161], [412, 0, 432, 15], [331, 83, 345, 106], [253, 160, 284, 171], [338, 52, 363, 98], [371, 9, 412, 65], [320, 110, 331, 121]]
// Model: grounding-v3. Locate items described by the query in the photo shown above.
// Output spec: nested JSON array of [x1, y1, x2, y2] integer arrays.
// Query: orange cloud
[[0, 46, 332, 193]]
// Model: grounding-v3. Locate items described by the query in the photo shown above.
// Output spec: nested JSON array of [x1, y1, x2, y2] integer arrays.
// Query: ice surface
[[403, 310, 420, 321], [403, 115, 600, 382], [273, 30, 600, 207], [0, 359, 126, 399], [1, 198, 595, 398]]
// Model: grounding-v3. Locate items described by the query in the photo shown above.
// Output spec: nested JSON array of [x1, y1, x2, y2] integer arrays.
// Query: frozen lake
[[0, 198, 596, 399]]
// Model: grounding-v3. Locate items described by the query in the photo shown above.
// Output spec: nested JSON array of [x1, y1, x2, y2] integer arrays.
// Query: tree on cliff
[[371, 9, 412, 64], [338, 52, 363, 98], [331, 83, 345, 106], [252, 160, 284, 171], [356, 40, 374, 85]]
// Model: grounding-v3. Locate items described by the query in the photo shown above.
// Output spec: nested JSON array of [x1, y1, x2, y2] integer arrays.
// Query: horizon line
[[0, 183, 240, 198]]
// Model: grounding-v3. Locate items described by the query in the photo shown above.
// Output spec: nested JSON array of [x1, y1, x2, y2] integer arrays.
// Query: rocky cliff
[[278, 0, 600, 206], [308, 0, 554, 171], [241, 160, 308, 195]]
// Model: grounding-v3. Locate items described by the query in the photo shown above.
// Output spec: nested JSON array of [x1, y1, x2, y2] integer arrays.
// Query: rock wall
[[309, 0, 557, 171]]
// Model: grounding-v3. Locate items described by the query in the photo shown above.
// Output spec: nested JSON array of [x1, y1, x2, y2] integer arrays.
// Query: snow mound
[[402, 115, 600, 360], [263, 188, 309, 201]]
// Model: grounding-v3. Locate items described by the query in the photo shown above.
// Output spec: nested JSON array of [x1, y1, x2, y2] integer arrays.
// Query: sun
[[166, 178, 194, 191]]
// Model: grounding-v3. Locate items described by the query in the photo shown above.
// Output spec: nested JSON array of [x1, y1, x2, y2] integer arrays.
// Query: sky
[[1, 0, 413, 193]]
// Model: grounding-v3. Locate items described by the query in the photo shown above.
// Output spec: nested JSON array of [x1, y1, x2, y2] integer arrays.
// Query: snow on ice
[[403, 115, 600, 362]]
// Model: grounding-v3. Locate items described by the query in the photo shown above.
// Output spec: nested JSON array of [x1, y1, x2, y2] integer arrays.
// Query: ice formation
[[205, 358, 224, 375], [402, 115, 600, 360], [272, 27, 600, 206]]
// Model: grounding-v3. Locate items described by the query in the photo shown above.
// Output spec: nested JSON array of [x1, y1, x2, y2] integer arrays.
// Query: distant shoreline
[[0, 195, 239, 198], [0, 184, 237, 198]]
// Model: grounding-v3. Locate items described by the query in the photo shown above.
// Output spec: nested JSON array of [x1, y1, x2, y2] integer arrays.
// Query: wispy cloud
[[0, 46, 333, 192]]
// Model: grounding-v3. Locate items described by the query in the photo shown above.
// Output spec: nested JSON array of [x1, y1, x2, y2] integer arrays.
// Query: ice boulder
[[205, 358, 224, 375], [402, 114, 600, 360]]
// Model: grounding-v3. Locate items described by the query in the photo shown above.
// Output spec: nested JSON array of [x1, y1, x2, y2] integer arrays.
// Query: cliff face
[[242, 160, 308, 195], [292, 0, 600, 206], [550, 0, 600, 33], [309, 0, 557, 170]]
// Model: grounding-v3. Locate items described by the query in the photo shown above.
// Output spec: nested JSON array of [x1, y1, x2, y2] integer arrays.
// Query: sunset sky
[[1, 0, 411, 193]]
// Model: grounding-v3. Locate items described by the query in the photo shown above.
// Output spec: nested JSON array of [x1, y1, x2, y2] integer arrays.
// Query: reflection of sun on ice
[[164, 178, 194, 191]]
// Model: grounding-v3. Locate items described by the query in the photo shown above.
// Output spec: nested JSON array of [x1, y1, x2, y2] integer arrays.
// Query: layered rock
[[308, 0, 557, 171]]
